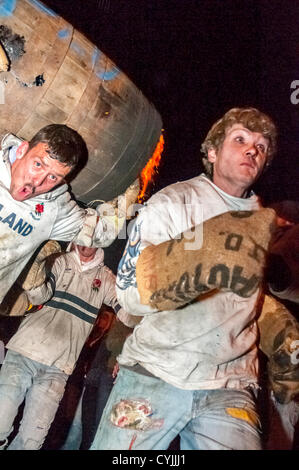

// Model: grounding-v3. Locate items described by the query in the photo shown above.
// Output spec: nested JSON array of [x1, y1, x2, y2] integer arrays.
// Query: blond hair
[[201, 107, 277, 177]]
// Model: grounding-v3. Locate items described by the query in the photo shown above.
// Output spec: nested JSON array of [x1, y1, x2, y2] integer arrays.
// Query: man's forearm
[[258, 294, 299, 404], [258, 295, 297, 358], [136, 209, 276, 310], [26, 277, 54, 306]]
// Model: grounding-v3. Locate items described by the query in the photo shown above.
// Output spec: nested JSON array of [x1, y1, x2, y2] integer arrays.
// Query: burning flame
[[138, 133, 164, 203]]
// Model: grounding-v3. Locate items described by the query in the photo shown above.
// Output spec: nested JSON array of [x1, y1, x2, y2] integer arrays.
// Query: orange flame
[[138, 133, 164, 203]]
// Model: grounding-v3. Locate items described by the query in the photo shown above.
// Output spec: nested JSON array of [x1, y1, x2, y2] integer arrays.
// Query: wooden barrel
[[0, 0, 162, 202]]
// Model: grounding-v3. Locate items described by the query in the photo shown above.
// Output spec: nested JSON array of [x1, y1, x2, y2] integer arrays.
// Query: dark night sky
[[43, 0, 299, 205]]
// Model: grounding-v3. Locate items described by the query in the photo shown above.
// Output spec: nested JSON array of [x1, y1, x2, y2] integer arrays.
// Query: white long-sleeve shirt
[[0, 134, 122, 303], [7, 248, 125, 374], [116, 174, 262, 390]]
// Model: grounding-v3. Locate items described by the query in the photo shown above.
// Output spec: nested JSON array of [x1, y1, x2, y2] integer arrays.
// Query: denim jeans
[[60, 388, 84, 450], [90, 366, 262, 450], [0, 350, 68, 450], [62, 368, 115, 450]]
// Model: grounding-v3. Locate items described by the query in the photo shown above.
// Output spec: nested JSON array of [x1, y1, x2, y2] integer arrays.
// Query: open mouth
[[19, 185, 33, 199]]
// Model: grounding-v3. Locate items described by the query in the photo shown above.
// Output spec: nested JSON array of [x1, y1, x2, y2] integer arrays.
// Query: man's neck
[[211, 176, 249, 198]]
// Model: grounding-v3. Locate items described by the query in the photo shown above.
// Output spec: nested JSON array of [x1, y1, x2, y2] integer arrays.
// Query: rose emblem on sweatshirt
[[92, 278, 101, 291], [30, 203, 44, 220], [35, 203, 44, 215]]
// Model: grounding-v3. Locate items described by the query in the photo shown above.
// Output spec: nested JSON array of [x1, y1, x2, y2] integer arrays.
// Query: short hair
[[28, 124, 88, 170], [201, 107, 277, 177]]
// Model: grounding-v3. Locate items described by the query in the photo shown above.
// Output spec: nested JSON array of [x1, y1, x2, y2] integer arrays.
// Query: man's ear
[[16, 141, 29, 159], [207, 147, 217, 163]]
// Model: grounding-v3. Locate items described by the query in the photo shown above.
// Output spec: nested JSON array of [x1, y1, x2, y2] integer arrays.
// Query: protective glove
[[20, 240, 61, 291], [0, 240, 60, 316], [0, 285, 29, 317], [82, 179, 140, 247], [136, 208, 276, 310], [105, 178, 140, 219], [258, 295, 299, 404]]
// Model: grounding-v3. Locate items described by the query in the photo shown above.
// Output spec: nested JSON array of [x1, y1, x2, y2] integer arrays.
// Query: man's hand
[[91, 179, 140, 245], [20, 240, 61, 291], [0, 240, 61, 316], [258, 295, 299, 404], [106, 178, 140, 219], [0, 287, 29, 317], [136, 208, 276, 310]]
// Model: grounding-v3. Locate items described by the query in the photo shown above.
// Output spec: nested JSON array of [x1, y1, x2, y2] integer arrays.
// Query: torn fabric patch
[[110, 398, 164, 431]]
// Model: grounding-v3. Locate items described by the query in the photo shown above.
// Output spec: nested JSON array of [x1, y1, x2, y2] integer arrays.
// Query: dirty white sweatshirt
[[116, 174, 262, 390], [7, 248, 125, 374], [0, 134, 120, 303]]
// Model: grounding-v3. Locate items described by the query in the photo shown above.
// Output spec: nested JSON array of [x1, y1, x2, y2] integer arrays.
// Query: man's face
[[208, 124, 269, 197], [10, 142, 71, 201], [76, 245, 98, 261]]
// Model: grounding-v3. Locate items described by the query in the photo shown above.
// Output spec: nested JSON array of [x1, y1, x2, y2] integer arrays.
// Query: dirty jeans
[[62, 369, 115, 450], [0, 350, 68, 450], [90, 367, 262, 450], [60, 389, 84, 450]]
